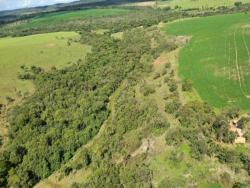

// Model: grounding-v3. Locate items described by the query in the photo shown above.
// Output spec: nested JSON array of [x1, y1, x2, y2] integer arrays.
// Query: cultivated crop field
[[165, 13, 250, 109], [0, 32, 90, 104]]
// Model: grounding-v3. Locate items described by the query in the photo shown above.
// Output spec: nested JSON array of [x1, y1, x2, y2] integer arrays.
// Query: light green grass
[[164, 13, 250, 109], [150, 144, 223, 187], [22, 8, 131, 28], [158, 0, 250, 9], [0, 32, 90, 104]]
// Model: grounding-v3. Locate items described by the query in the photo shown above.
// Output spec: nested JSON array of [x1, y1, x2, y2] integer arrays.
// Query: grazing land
[[13, 8, 132, 29], [125, 0, 250, 9], [159, 0, 250, 9], [165, 13, 250, 109], [0, 32, 90, 104]]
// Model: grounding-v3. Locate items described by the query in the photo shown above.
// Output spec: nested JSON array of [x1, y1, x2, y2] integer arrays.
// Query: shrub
[[224, 108, 240, 119], [153, 72, 161, 79], [168, 81, 177, 92], [6, 96, 15, 103], [234, 1, 242, 7], [140, 84, 155, 96], [161, 69, 167, 76], [165, 100, 181, 114], [165, 63, 171, 69], [245, 132, 250, 143], [64, 167, 73, 176], [182, 79, 193, 92], [164, 76, 170, 83], [165, 128, 184, 145]]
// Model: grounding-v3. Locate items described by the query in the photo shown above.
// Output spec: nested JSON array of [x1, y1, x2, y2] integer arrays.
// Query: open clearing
[[0, 32, 90, 104], [165, 13, 250, 109]]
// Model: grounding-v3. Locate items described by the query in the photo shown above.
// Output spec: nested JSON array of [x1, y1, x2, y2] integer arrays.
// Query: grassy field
[[125, 0, 250, 9], [0, 32, 90, 104], [159, 0, 250, 9], [22, 8, 131, 28], [164, 13, 250, 109]]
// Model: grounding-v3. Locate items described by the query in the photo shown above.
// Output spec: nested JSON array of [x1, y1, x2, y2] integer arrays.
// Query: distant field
[[0, 32, 90, 104], [165, 13, 250, 109], [126, 0, 250, 9], [159, 0, 250, 9], [22, 8, 131, 28]]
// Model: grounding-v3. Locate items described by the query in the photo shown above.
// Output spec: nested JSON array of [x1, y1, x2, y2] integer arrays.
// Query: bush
[[168, 81, 177, 92], [18, 73, 35, 80], [234, 1, 242, 7], [165, 100, 181, 114], [64, 167, 73, 176], [245, 132, 250, 143], [161, 69, 167, 76], [6, 96, 15, 103], [165, 128, 184, 145], [153, 72, 161, 79], [182, 79, 192, 92], [224, 108, 240, 119], [165, 63, 171, 69], [140, 84, 155, 96], [164, 76, 170, 83], [237, 117, 249, 130]]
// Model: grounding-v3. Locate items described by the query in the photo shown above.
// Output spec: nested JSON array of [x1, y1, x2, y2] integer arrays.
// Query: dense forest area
[[0, 1, 250, 188]]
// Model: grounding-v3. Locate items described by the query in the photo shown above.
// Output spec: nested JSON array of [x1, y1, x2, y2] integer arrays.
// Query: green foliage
[[176, 101, 215, 128], [234, 1, 243, 7], [0, 160, 11, 187], [213, 117, 236, 143], [165, 99, 181, 114], [165, 127, 185, 145], [153, 72, 161, 79], [182, 78, 192, 92], [140, 84, 156, 96], [120, 161, 152, 188], [245, 132, 250, 143], [2, 28, 167, 187], [168, 80, 177, 92]]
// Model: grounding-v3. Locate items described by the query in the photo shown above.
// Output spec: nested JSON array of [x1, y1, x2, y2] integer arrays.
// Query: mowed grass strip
[[164, 13, 250, 109], [0, 32, 90, 104], [22, 8, 132, 28]]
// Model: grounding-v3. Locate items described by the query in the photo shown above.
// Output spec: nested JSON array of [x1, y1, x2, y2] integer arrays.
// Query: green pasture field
[[0, 32, 90, 104], [164, 13, 250, 109], [21, 8, 131, 28], [158, 0, 250, 9], [124, 0, 250, 9]]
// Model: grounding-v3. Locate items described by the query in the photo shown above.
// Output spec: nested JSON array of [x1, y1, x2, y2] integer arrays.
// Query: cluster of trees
[[18, 65, 44, 80], [0, 27, 172, 187], [48, 28, 174, 188], [165, 102, 250, 176]]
